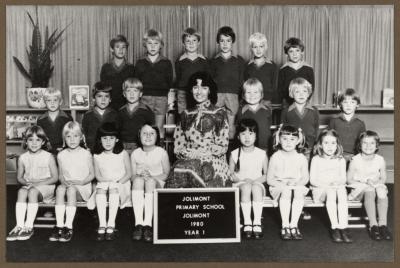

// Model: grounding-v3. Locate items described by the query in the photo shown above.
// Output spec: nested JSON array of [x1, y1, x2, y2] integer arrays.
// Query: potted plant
[[13, 7, 68, 108]]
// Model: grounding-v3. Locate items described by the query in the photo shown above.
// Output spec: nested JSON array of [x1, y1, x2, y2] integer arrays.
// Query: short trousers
[[141, 96, 168, 115]]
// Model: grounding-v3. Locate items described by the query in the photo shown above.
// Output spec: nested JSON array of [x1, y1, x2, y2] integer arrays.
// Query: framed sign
[[154, 188, 240, 244], [69, 85, 90, 110]]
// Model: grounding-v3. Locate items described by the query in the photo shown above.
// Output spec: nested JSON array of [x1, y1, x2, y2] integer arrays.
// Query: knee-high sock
[[252, 201, 263, 226], [15, 202, 27, 228], [377, 197, 388, 226], [107, 193, 120, 228], [55, 204, 66, 228], [143, 193, 154, 226], [279, 198, 291, 228], [290, 198, 304, 228], [65, 206, 77, 229], [132, 190, 144, 226], [337, 199, 349, 229], [96, 194, 107, 228], [24, 203, 39, 228], [364, 192, 378, 227], [326, 200, 339, 229], [241, 202, 252, 226]]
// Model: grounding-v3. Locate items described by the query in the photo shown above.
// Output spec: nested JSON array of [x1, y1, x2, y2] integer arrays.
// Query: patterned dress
[[165, 100, 231, 188]]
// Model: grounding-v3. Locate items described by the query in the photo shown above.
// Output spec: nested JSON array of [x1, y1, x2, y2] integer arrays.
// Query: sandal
[[280, 227, 291, 240], [290, 227, 303, 240], [105, 227, 116, 241], [243, 225, 253, 239], [96, 227, 106, 241], [253, 225, 263, 239]]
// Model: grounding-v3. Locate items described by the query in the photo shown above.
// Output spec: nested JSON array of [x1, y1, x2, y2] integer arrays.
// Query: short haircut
[[357, 130, 380, 153], [110, 34, 129, 49], [242, 78, 264, 100], [234, 118, 259, 172], [186, 71, 218, 109], [123, 77, 143, 91], [93, 81, 112, 98], [137, 123, 161, 148], [313, 129, 343, 158], [248, 32, 268, 48], [338, 88, 361, 106], [288, 77, 312, 98], [43, 87, 62, 102], [22, 125, 51, 151], [61, 121, 87, 149], [93, 122, 124, 154], [143, 29, 164, 48], [273, 124, 306, 153], [216, 26, 236, 43], [182, 27, 201, 43], [284, 37, 305, 54]]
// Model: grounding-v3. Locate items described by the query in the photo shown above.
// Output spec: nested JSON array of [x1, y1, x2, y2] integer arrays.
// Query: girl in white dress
[[131, 124, 170, 242], [310, 129, 352, 243], [7, 126, 58, 241], [229, 118, 268, 239], [93, 122, 132, 241], [266, 124, 309, 240], [50, 121, 94, 242]]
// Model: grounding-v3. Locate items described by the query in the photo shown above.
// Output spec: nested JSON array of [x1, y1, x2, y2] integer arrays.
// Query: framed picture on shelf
[[69, 85, 90, 110], [382, 88, 394, 108]]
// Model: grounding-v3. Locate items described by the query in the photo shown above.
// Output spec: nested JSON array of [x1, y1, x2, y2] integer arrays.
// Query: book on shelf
[[6, 115, 38, 140]]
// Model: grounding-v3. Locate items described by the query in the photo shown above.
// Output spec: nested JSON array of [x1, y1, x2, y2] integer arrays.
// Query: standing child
[[6, 126, 58, 241], [100, 34, 135, 111], [236, 78, 272, 152], [49, 121, 95, 242], [267, 125, 309, 240], [93, 122, 132, 241], [134, 29, 173, 141], [210, 26, 245, 139], [229, 118, 268, 239], [131, 124, 170, 242], [277, 37, 315, 106], [310, 129, 352, 243], [347, 131, 392, 241], [244, 32, 278, 106]]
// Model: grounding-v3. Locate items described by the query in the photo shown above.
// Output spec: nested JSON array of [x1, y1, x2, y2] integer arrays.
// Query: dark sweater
[[174, 55, 210, 91], [100, 61, 135, 111], [117, 102, 155, 143], [329, 114, 366, 154], [82, 107, 119, 152], [134, 55, 173, 97], [37, 110, 72, 154], [210, 54, 245, 94], [244, 60, 278, 103]]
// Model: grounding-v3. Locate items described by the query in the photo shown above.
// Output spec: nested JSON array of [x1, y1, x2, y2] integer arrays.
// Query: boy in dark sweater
[[278, 37, 315, 107], [118, 78, 155, 154], [210, 26, 245, 139], [82, 81, 119, 153], [100, 35, 135, 111], [134, 29, 173, 141]]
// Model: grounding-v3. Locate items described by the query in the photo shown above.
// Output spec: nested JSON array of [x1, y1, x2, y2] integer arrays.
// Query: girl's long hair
[[313, 129, 343, 158], [92, 122, 123, 155], [22, 125, 51, 151], [272, 124, 305, 153], [234, 118, 258, 172]]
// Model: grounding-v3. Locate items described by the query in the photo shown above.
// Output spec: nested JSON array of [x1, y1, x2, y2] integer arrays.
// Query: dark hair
[[313, 129, 343, 158], [110, 34, 129, 49], [22, 125, 51, 151], [273, 124, 305, 153], [92, 122, 124, 154], [93, 81, 112, 98], [137, 123, 161, 148], [284, 37, 305, 54], [357, 130, 380, 154], [186, 71, 218, 109], [216, 26, 236, 43], [338, 88, 361, 107], [234, 118, 259, 172], [182, 27, 201, 43]]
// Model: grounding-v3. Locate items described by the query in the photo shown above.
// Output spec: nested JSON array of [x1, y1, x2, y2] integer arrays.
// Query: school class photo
[[4, 4, 394, 262]]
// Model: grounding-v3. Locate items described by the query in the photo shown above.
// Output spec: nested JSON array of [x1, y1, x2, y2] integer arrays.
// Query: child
[[134, 29, 173, 141], [118, 78, 155, 154], [131, 124, 170, 242], [277, 37, 315, 106], [229, 118, 268, 239], [82, 81, 119, 153], [310, 129, 352, 243], [6, 126, 58, 241], [100, 34, 135, 111], [266, 125, 309, 240], [93, 122, 132, 241], [347, 131, 392, 241], [236, 78, 272, 152], [37, 87, 72, 155], [210, 26, 245, 139], [329, 88, 366, 161], [244, 32, 278, 106], [175, 27, 210, 114], [49, 121, 95, 242]]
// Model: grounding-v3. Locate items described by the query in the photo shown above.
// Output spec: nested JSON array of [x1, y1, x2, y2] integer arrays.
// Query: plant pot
[[27, 87, 47, 109]]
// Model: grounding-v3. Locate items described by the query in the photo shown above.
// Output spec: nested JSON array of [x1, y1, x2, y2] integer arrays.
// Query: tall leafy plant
[[13, 7, 68, 88]]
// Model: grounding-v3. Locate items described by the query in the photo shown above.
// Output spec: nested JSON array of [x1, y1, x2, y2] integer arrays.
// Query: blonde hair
[[313, 129, 343, 158], [248, 32, 268, 49], [43, 87, 62, 102], [288, 78, 312, 98], [61, 121, 86, 148], [142, 29, 164, 48], [123, 77, 143, 91], [242, 78, 264, 100]]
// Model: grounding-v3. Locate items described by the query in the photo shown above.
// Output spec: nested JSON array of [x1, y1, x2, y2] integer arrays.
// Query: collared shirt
[[245, 58, 278, 102], [210, 53, 245, 94], [174, 53, 210, 90]]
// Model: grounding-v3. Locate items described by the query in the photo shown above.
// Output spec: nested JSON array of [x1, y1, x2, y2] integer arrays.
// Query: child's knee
[[145, 179, 156, 192], [280, 189, 292, 200], [109, 188, 119, 195], [56, 185, 66, 196], [17, 188, 28, 200], [96, 189, 107, 195], [66, 186, 77, 198], [132, 178, 145, 189], [293, 189, 305, 200], [27, 188, 39, 201], [376, 187, 387, 199]]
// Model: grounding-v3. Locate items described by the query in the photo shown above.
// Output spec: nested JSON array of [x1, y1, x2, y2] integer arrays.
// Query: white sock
[[132, 190, 144, 226], [143, 193, 153, 226], [338, 199, 349, 229], [290, 198, 304, 228], [107, 193, 119, 228], [241, 202, 252, 226], [326, 200, 339, 229], [15, 202, 27, 228], [24, 203, 39, 228], [252, 201, 263, 226], [96, 194, 107, 228], [65, 206, 76, 229], [279, 198, 291, 228], [55, 204, 66, 228]]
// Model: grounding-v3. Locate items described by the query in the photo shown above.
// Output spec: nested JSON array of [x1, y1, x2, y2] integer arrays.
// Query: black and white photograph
[[4, 2, 395, 264]]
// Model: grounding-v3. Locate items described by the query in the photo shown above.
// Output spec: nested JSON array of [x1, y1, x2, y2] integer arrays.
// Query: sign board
[[154, 188, 240, 244]]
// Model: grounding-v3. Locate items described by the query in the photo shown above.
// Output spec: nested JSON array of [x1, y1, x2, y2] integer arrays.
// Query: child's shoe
[[253, 225, 263, 239], [49, 226, 63, 242], [96, 227, 106, 241], [280, 227, 291, 240], [340, 229, 353, 243], [302, 210, 312, 220], [243, 225, 253, 239], [142, 225, 153, 242], [59, 227, 73, 242], [105, 227, 116, 241], [369, 225, 382, 240], [6, 226, 23, 241], [132, 225, 143, 241], [290, 227, 303, 240], [378, 225, 392, 240], [17, 227, 34, 240], [331, 229, 342, 243]]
